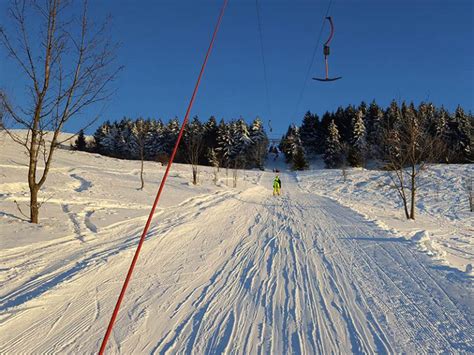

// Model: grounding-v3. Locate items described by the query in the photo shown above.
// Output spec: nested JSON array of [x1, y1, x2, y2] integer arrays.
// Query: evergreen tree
[[100, 122, 124, 157], [280, 125, 301, 163], [324, 120, 343, 168], [358, 101, 368, 117], [232, 118, 252, 163], [435, 106, 449, 138], [249, 117, 269, 169], [162, 117, 180, 155], [292, 146, 309, 170], [74, 130, 87, 151], [299, 111, 319, 155], [333, 106, 349, 143], [454, 105, 472, 162], [203, 116, 218, 164], [365, 100, 384, 159], [318, 111, 333, 154], [93, 121, 111, 154], [386, 100, 401, 129], [119, 118, 135, 159], [216, 119, 234, 168], [145, 119, 164, 159], [348, 109, 367, 167], [340, 105, 356, 142]]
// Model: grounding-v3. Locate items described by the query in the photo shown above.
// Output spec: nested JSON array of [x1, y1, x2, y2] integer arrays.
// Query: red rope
[[98, 1, 228, 353]]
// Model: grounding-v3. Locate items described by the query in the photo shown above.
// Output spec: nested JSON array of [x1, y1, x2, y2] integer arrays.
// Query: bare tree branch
[[1, 0, 121, 223]]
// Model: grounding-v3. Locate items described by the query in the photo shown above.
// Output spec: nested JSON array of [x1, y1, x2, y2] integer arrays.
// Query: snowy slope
[[298, 159, 474, 273], [1, 132, 473, 353]]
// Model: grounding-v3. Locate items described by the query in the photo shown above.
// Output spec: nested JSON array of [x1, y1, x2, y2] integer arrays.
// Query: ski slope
[[1, 134, 473, 353]]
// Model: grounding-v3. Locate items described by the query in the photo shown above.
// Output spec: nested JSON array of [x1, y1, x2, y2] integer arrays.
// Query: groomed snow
[[298, 159, 474, 273], [1, 131, 473, 353]]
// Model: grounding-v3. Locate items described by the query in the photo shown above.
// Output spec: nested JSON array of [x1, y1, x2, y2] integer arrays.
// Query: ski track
[[0, 172, 473, 354]]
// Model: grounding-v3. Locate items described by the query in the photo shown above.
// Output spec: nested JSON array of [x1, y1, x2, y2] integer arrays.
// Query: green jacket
[[273, 177, 281, 188]]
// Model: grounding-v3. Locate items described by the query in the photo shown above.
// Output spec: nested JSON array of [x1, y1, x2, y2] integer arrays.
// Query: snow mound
[[412, 230, 447, 259]]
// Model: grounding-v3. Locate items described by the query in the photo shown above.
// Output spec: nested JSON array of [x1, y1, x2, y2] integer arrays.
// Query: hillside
[[0, 131, 473, 353]]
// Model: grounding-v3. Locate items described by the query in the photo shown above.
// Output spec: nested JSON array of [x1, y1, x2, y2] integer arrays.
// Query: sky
[[1, 0, 473, 138]]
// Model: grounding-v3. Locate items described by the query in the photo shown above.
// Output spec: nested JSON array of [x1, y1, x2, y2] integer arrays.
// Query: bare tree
[[0, 0, 121, 223], [208, 148, 220, 185], [133, 119, 148, 190], [231, 155, 246, 188], [384, 103, 445, 220], [183, 119, 204, 185]]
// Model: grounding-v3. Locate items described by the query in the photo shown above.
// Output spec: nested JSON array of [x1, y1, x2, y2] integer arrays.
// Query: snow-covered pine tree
[[418, 102, 436, 135], [249, 117, 269, 169], [348, 109, 367, 167], [280, 125, 298, 163], [292, 145, 309, 170], [332, 106, 348, 143], [216, 119, 234, 168], [120, 118, 135, 159], [93, 121, 111, 154], [386, 100, 401, 129], [162, 117, 180, 156], [318, 111, 333, 154], [382, 100, 402, 161], [299, 111, 319, 155], [453, 106, 472, 162], [341, 105, 356, 142], [435, 106, 448, 138], [324, 119, 343, 168], [231, 118, 252, 168], [365, 100, 384, 158], [358, 101, 368, 117], [144, 119, 164, 160], [100, 122, 124, 157], [233, 119, 252, 151], [203, 116, 218, 164]]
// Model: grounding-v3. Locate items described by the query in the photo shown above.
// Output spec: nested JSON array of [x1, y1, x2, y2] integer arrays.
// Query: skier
[[273, 175, 281, 196]]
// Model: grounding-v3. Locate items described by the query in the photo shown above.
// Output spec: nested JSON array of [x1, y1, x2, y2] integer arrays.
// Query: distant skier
[[273, 175, 281, 196]]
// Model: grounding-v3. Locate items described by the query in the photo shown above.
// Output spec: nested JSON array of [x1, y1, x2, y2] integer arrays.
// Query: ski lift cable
[[98, 1, 229, 353], [292, 0, 333, 118], [255, 0, 273, 132]]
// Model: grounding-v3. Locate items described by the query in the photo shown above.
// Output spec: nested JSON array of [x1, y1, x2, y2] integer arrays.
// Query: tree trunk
[[192, 166, 198, 185], [398, 169, 410, 219], [30, 185, 39, 223], [28, 131, 40, 223], [410, 165, 416, 219], [139, 157, 144, 190]]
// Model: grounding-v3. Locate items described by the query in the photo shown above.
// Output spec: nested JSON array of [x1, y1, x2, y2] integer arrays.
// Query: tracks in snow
[[0, 172, 472, 353]]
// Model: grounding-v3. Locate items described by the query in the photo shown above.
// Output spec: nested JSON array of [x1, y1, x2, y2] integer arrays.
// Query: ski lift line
[[255, 0, 273, 130], [98, 1, 229, 353], [292, 0, 333, 118]]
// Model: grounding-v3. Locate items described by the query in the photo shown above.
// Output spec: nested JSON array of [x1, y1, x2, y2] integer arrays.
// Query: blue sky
[[1, 0, 473, 137]]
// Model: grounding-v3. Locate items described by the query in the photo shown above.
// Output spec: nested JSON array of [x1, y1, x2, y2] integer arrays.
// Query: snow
[[298, 159, 474, 274], [1, 131, 473, 353]]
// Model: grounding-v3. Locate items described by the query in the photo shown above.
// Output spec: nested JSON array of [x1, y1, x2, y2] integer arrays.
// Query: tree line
[[75, 116, 269, 185], [280, 100, 473, 169]]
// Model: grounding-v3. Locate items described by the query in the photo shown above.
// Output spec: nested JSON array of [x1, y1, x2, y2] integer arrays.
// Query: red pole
[[98, 1, 229, 353]]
